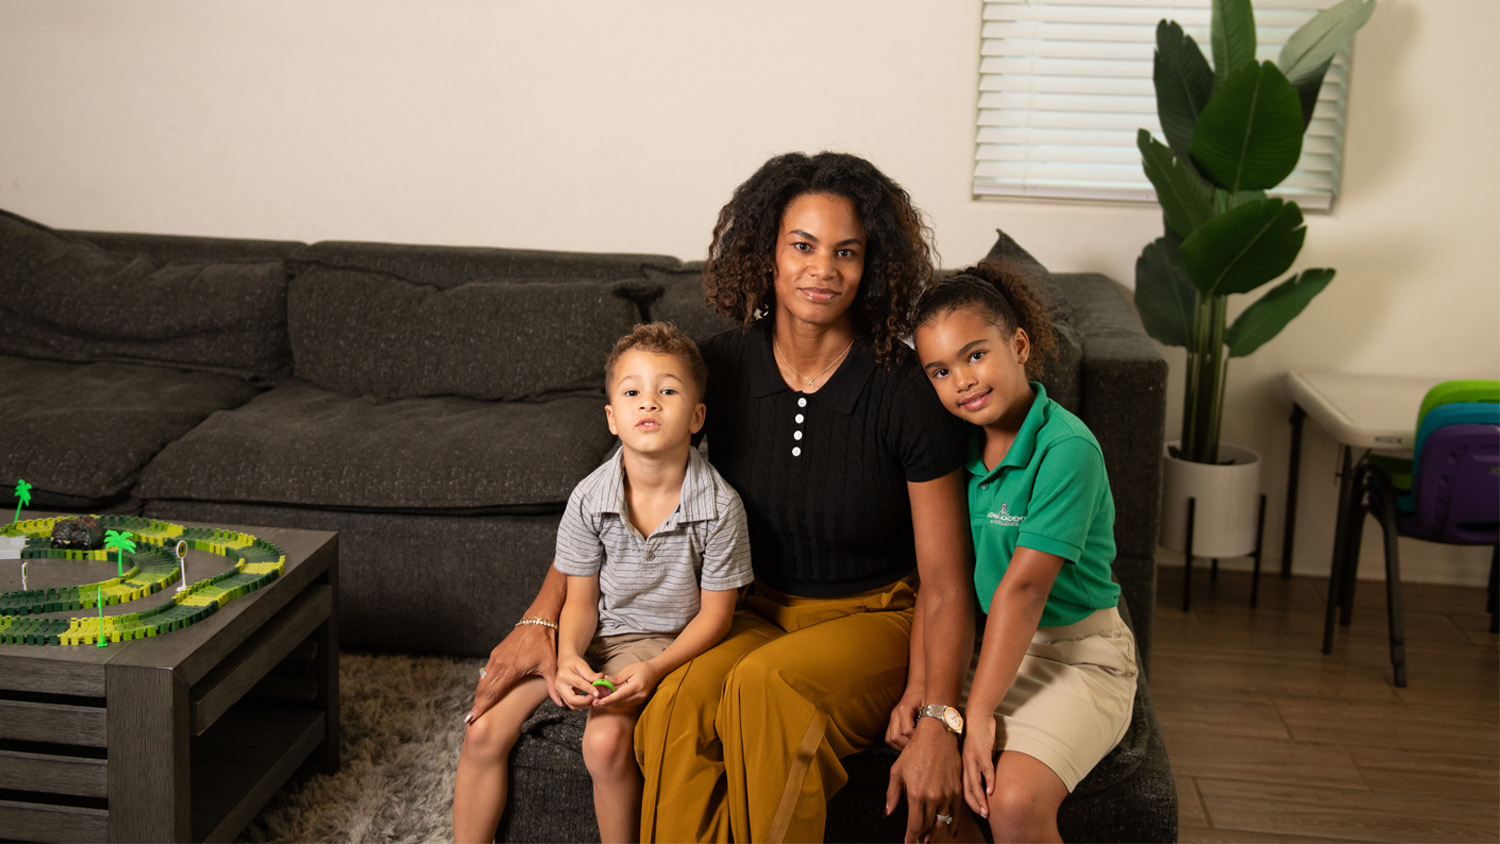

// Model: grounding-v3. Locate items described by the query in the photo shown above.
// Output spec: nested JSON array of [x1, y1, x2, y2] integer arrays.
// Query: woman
[[467, 152, 973, 843]]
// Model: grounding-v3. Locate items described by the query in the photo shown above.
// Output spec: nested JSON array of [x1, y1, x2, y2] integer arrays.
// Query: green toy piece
[[591, 677, 617, 695], [96, 587, 106, 648], [12, 479, 30, 524], [104, 530, 137, 577]]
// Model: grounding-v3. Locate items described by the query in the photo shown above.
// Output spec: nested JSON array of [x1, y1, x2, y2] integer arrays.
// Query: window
[[975, 0, 1355, 209]]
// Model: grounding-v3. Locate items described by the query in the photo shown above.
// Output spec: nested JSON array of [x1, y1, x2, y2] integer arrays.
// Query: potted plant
[[1134, 0, 1375, 556]]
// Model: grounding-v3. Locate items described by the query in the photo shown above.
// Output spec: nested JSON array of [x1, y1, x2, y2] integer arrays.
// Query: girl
[[911, 261, 1138, 844]]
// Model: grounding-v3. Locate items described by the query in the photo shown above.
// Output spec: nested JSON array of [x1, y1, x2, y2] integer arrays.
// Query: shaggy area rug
[[237, 651, 484, 843]]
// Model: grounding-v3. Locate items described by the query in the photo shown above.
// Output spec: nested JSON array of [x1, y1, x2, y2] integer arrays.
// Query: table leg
[[1322, 445, 1355, 653], [315, 539, 340, 774], [107, 665, 191, 841], [1337, 454, 1364, 627], [1282, 403, 1305, 578]]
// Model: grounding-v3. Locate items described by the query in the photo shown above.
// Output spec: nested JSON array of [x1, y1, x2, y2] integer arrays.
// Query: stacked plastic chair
[[1331, 380, 1500, 687]]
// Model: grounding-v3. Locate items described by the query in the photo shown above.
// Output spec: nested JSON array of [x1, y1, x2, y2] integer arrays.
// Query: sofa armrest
[[1052, 272, 1168, 669]]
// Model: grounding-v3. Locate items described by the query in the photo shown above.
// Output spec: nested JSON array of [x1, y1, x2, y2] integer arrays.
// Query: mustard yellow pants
[[635, 576, 916, 843]]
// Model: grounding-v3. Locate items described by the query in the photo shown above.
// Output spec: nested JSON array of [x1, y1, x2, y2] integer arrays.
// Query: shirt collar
[[966, 381, 1050, 481], [597, 446, 717, 525], [747, 320, 877, 414]]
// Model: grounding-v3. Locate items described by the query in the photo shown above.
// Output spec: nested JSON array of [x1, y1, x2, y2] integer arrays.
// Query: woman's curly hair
[[912, 258, 1057, 379], [702, 151, 935, 366]]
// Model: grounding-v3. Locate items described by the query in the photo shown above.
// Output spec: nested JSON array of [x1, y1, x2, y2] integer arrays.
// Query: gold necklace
[[773, 337, 855, 389]]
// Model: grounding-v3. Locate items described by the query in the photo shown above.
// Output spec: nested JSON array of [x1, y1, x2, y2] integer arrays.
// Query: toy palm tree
[[12, 478, 30, 524], [104, 530, 136, 577]]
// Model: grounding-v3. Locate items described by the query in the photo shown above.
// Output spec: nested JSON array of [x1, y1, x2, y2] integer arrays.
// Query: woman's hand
[[884, 719, 964, 843], [466, 622, 559, 724], [961, 712, 997, 818], [885, 684, 924, 750]]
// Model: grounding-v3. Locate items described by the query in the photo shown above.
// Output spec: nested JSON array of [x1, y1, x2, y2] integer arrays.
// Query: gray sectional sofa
[[0, 208, 1175, 841]]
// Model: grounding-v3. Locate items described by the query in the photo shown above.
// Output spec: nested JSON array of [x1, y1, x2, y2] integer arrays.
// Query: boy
[[453, 322, 752, 844]]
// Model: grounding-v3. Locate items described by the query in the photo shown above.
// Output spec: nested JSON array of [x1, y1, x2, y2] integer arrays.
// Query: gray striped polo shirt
[[553, 447, 753, 637]]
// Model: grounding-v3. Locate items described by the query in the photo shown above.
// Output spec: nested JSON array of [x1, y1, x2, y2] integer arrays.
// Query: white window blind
[[975, 0, 1354, 209]]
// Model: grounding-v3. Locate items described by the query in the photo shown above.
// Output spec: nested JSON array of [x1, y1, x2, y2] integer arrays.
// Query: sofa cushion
[[135, 382, 620, 511], [641, 265, 738, 344], [0, 209, 291, 381], [0, 354, 261, 505], [288, 264, 643, 401]]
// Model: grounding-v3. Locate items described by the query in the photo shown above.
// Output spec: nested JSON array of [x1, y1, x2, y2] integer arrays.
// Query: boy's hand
[[961, 711, 997, 818], [591, 660, 658, 710], [557, 655, 604, 710]]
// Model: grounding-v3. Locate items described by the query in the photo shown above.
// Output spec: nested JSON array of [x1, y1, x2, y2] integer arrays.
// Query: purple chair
[[1342, 423, 1500, 686]]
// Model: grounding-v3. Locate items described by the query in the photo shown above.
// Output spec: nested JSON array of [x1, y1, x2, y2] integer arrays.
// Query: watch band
[[916, 703, 964, 735]]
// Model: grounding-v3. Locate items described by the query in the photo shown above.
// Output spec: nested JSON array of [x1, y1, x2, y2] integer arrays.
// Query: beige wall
[[2, 1, 1495, 584]]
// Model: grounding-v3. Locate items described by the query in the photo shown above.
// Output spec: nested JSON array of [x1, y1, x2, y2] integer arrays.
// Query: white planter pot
[[1159, 441, 1262, 558]]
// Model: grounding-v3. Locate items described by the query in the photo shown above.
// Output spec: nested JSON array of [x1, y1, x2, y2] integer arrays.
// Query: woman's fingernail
[[464, 712, 473, 725]]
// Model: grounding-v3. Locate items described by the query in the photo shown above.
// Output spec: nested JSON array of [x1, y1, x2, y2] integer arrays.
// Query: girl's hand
[[885, 684, 924, 750], [961, 711, 997, 818], [557, 655, 602, 710], [592, 660, 658, 711]]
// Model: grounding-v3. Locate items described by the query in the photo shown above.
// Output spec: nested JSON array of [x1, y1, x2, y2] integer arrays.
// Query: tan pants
[[635, 576, 916, 843]]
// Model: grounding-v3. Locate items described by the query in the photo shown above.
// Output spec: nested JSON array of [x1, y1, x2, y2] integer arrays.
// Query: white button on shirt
[[792, 396, 808, 457]]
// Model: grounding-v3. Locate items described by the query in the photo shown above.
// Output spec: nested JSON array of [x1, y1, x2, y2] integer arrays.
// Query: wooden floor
[[1150, 564, 1499, 843]]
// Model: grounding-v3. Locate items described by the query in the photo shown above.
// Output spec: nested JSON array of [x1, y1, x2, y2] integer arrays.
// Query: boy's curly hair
[[702, 151, 935, 366], [604, 321, 709, 401], [913, 259, 1057, 379]]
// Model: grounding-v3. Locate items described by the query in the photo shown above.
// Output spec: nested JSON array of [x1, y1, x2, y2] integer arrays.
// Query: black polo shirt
[[699, 322, 966, 597]]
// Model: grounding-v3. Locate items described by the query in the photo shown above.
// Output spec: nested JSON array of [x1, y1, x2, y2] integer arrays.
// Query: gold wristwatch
[[916, 704, 964, 736]]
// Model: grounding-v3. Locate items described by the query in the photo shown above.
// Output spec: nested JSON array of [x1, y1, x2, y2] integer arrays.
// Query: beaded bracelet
[[515, 616, 558, 630]]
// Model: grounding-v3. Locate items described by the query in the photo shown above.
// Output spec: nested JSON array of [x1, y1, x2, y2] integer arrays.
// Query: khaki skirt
[[987, 605, 1138, 791]]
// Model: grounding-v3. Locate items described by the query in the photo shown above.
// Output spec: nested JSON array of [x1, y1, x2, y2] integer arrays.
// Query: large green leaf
[[1153, 20, 1215, 161], [1226, 268, 1335, 356], [1134, 235, 1196, 348], [1139, 130, 1214, 239], [1279, 0, 1376, 127], [1210, 0, 1258, 90], [1180, 197, 1306, 297], [1191, 62, 1305, 192]]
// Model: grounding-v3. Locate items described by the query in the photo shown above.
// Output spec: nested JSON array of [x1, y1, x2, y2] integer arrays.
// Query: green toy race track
[[0, 515, 285, 646]]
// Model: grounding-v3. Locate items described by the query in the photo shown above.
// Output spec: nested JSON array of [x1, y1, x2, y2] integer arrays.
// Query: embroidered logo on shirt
[[987, 502, 1025, 527]]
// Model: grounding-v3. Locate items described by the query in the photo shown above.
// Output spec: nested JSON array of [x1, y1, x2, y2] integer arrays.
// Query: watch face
[[943, 707, 964, 733]]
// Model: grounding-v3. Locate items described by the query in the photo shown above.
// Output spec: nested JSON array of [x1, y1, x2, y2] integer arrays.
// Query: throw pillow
[[983, 228, 1077, 325]]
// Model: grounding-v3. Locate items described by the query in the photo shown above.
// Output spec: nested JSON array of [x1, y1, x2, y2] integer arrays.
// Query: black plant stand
[[1180, 494, 1269, 611]]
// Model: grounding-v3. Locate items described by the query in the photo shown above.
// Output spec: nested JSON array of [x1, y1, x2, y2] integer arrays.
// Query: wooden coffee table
[[0, 517, 338, 842]]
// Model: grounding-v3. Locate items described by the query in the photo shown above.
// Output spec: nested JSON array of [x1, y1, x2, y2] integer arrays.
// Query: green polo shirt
[[967, 383, 1119, 627]]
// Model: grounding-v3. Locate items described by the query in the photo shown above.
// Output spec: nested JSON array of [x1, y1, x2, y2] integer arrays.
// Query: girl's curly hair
[[702, 151, 935, 366], [912, 258, 1057, 380]]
